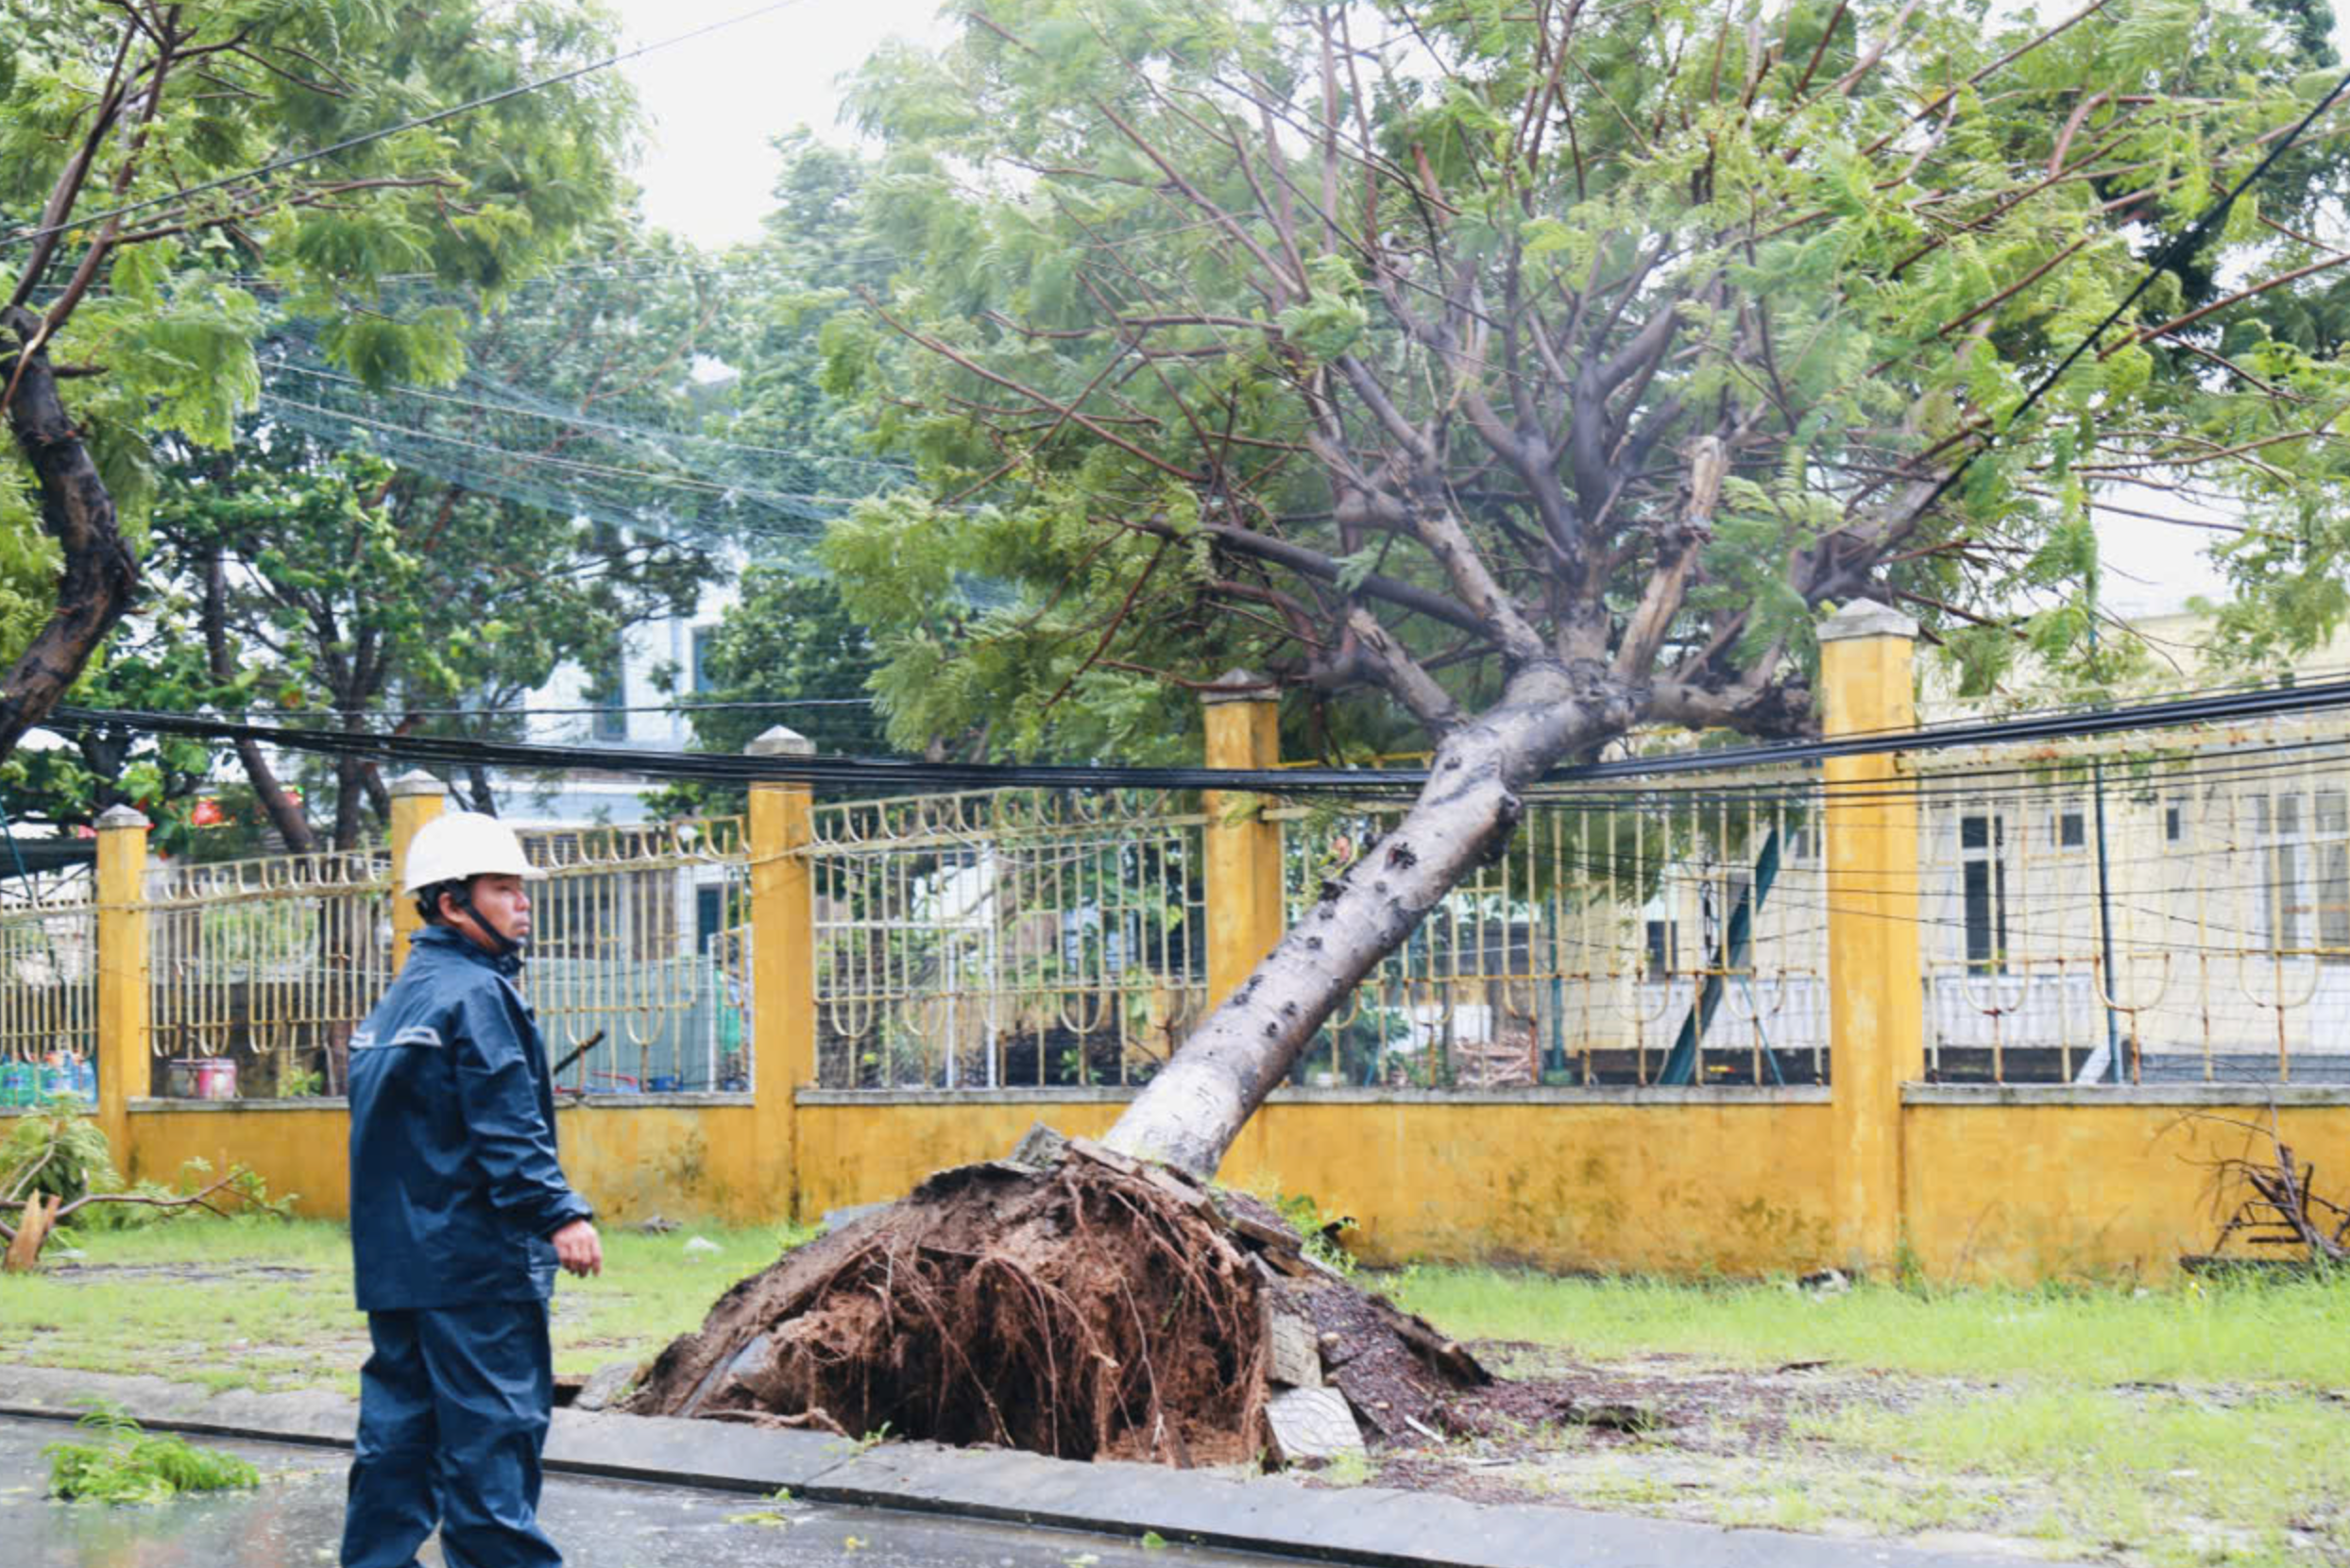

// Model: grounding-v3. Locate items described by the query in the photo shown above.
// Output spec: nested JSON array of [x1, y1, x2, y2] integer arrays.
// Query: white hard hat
[[401, 811, 537, 893]]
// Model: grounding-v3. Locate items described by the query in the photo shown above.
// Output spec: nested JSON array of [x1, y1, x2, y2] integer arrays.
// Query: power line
[[0, 0, 818, 256], [240, 697, 880, 719], [1907, 62, 2350, 525], [260, 361, 923, 477], [47, 669, 2350, 797]]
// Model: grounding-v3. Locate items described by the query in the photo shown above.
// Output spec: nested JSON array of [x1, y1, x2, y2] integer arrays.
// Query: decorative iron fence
[[520, 817, 751, 1095], [126, 815, 749, 1100], [147, 849, 392, 1098], [808, 789, 1208, 1089], [1272, 774, 1829, 1088], [1916, 718, 2350, 1084], [0, 867, 96, 1105], [15, 708, 2347, 1106]]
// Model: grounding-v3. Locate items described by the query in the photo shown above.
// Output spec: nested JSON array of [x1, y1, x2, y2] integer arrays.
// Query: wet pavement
[[0, 1418, 1272, 1568]]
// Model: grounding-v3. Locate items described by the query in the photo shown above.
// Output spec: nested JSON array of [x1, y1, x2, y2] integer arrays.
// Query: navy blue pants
[[342, 1301, 562, 1568]]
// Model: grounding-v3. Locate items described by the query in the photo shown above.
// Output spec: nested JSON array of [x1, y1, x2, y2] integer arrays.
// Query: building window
[[690, 625, 719, 694], [2165, 803, 2183, 843], [1643, 919, 1677, 981], [1959, 813, 2007, 972], [2256, 790, 2350, 961], [2056, 810, 2085, 849], [588, 640, 626, 741]]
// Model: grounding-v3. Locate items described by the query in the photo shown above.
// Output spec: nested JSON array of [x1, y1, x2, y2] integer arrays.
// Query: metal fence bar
[[520, 816, 751, 1095], [1274, 776, 1829, 1089], [0, 867, 96, 1105], [145, 848, 391, 1098], [1915, 715, 2350, 1084], [807, 789, 1208, 1090]]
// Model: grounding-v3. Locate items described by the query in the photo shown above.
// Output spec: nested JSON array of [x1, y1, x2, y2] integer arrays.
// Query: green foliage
[[0, 623, 234, 844], [0, 0, 641, 747], [43, 1402, 261, 1504], [134, 411, 713, 846], [1, 1096, 118, 1211], [3, 1099, 296, 1244], [811, 0, 2350, 753], [646, 564, 886, 816], [1270, 1189, 1357, 1276]]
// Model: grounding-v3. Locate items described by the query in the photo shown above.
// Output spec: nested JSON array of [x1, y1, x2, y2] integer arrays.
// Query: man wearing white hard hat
[[341, 810, 600, 1568]]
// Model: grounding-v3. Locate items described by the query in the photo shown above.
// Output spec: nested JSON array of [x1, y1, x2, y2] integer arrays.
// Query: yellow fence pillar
[[1202, 670, 1284, 1008], [1820, 601, 1924, 1273], [386, 771, 447, 971], [747, 726, 815, 1220], [94, 805, 150, 1173]]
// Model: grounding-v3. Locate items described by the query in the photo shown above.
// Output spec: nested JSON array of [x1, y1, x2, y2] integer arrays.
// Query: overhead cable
[[46, 669, 2350, 797], [1907, 62, 2350, 522]]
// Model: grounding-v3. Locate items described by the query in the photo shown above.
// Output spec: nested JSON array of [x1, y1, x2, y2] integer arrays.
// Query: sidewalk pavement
[[0, 1364, 2073, 1568]]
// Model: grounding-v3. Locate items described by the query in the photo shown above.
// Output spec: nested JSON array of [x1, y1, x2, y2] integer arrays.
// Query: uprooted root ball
[[623, 1150, 1270, 1464], [625, 1134, 1490, 1467]]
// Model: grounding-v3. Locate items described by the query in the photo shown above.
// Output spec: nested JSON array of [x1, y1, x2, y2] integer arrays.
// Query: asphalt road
[[0, 1418, 1280, 1568]]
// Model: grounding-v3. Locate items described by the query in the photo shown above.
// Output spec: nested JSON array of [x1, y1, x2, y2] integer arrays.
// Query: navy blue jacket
[[348, 926, 592, 1312]]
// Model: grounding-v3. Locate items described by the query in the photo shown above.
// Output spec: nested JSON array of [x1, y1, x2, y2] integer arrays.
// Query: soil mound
[[623, 1127, 1486, 1465]]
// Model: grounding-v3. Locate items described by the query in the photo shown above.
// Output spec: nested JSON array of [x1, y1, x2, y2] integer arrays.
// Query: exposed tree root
[[625, 1128, 1486, 1465]]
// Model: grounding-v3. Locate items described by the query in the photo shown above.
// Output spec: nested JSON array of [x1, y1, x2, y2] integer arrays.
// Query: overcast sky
[[611, 0, 950, 250], [606, 0, 2350, 621]]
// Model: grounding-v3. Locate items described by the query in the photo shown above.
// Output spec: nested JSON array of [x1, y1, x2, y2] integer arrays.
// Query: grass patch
[[0, 1217, 816, 1393], [1799, 1387, 2350, 1566], [1381, 1266, 2350, 1387], [10, 1227, 2348, 1565]]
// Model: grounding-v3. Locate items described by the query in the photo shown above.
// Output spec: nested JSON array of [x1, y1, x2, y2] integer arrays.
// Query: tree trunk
[[1104, 661, 1644, 1178], [0, 307, 139, 758], [201, 546, 317, 853], [332, 745, 368, 852]]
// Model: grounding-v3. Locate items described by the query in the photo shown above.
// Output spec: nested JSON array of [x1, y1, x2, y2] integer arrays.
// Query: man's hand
[[550, 1219, 602, 1278]]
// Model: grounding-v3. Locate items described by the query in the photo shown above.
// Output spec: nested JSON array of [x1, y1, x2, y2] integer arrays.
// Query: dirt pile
[[622, 1125, 1487, 1465]]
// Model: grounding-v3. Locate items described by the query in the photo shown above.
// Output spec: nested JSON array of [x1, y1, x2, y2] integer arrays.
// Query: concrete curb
[[0, 1365, 2063, 1568]]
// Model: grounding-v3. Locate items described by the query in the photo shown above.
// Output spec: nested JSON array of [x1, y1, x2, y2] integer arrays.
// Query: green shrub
[[1272, 1190, 1359, 1276], [44, 1403, 262, 1504]]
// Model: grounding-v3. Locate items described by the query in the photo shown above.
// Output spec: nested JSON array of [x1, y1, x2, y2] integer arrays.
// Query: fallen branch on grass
[[2, 1168, 275, 1272], [2178, 1107, 2349, 1268]]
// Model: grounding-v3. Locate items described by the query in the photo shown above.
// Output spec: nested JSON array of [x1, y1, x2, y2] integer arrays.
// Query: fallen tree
[[636, 0, 2350, 1457]]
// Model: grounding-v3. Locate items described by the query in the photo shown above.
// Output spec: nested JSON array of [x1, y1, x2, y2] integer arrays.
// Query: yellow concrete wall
[[792, 1092, 1837, 1275], [128, 1105, 354, 1215], [124, 1090, 2350, 1283], [125, 1101, 768, 1225], [793, 1097, 1128, 1221], [549, 1104, 765, 1225], [1223, 1097, 1837, 1272], [1902, 1093, 2350, 1284]]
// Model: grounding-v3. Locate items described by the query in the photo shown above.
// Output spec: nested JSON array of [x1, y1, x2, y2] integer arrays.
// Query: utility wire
[[1906, 63, 2350, 524], [0, 0, 817, 255], [48, 669, 2350, 796]]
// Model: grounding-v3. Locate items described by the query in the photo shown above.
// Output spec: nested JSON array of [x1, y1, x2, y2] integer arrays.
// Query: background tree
[[152, 424, 713, 851], [646, 565, 884, 818], [0, 0, 635, 761], [633, 137, 957, 817], [0, 613, 223, 849], [818, 0, 2350, 1175]]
